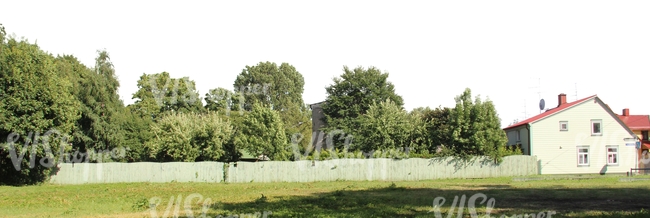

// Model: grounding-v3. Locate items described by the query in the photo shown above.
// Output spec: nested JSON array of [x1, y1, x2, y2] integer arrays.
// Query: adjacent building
[[309, 101, 326, 134], [503, 94, 639, 175]]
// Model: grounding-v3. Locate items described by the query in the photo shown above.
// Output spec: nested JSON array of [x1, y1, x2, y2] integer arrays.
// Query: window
[[591, 120, 602, 136], [577, 146, 590, 166], [643, 131, 649, 141], [559, 121, 568, 131], [606, 146, 618, 165]]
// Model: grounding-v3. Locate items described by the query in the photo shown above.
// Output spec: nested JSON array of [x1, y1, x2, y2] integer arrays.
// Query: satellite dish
[[539, 99, 545, 110]]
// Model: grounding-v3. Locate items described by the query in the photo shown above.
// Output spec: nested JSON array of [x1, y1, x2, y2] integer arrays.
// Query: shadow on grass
[[161, 184, 650, 218]]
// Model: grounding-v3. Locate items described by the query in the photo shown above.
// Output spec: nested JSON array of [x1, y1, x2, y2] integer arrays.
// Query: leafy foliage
[[322, 66, 404, 148], [233, 62, 312, 150], [121, 105, 154, 162], [0, 33, 80, 185], [147, 112, 233, 162], [233, 104, 291, 161], [204, 87, 244, 115], [132, 72, 205, 120], [356, 99, 413, 153], [54, 51, 126, 161], [448, 88, 509, 162]]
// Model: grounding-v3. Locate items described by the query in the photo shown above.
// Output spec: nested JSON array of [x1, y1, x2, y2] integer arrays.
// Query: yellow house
[[503, 94, 638, 175], [617, 108, 650, 172]]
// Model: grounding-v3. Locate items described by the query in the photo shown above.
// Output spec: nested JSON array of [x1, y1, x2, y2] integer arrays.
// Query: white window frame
[[606, 145, 618, 166], [577, 146, 590, 167], [591, 119, 603, 136], [559, 121, 568, 131]]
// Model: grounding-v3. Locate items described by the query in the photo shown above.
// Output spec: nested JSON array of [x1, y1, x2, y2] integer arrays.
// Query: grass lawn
[[1, 175, 650, 217]]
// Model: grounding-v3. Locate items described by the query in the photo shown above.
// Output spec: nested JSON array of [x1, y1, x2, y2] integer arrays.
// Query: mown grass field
[[1, 175, 650, 218]]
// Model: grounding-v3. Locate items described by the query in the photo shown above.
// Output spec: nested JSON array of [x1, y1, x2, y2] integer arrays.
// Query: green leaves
[[147, 112, 233, 162], [233, 61, 311, 150], [132, 72, 205, 120], [234, 104, 291, 161], [322, 66, 404, 149], [357, 99, 413, 153], [448, 88, 509, 162], [0, 34, 80, 185]]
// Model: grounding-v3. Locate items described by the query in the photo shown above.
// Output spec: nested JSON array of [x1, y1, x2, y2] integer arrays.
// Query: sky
[[2, 1, 649, 128]]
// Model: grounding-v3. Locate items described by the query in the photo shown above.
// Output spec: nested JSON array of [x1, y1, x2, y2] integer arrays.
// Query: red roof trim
[[503, 95, 597, 131]]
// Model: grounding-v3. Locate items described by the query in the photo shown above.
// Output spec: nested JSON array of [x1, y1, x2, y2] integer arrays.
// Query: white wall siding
[[531, 99, 636, 175]]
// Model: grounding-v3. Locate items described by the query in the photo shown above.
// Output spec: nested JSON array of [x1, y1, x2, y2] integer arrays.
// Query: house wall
[[505, 126, 530, 155], [531, 98, 637, 175]]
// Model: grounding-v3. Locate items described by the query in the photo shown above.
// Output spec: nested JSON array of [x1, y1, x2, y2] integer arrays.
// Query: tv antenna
[[574, 83, 578, 101], [528, 78, 542, 114], [523, 99, 528, 119]]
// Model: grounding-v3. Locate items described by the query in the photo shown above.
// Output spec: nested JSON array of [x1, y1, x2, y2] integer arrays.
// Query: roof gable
[[503, 95, 596, 130]]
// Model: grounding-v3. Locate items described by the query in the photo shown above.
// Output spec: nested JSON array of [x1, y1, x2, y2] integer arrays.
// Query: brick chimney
[[558, 93, 567, 106], [623, 108, 630, 116]]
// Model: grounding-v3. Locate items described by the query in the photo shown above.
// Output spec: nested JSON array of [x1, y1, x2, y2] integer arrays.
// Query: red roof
[[618, 114, 650, 130], [503, 95, 597, 130]]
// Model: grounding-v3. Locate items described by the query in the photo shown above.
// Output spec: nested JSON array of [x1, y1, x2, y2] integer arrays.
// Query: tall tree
[[448, 88, 508, 160], [131, 72, 204, 120], [233, 62, 311, 149], [0, 29, 81, 185], [322, 66, 404, 148], [54, 51, 126, 161]]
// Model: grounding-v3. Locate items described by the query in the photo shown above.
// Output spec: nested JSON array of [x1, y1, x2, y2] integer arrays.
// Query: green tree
[[322, 66, 404, 149], [54, 51, 126, 161], [216, 111, 247, 162], [407, 108, 431, 155], [131, 72, 204, 120], [146, 111, 233, 162], [0, 29, 81, 185], [233, 104, 291, 161], [356, 99, 413, 154], [121, 105, 154, 162], [233, 62, 311, 150], [421, 106, 453, 154], [448, 88, 508, 162]]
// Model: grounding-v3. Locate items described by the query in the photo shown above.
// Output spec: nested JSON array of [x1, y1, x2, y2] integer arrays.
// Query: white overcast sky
[[1, 1, 649, 128]]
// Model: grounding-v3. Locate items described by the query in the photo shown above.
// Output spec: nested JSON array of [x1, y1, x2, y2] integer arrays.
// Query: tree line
[[0, 24, 519, 185]]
